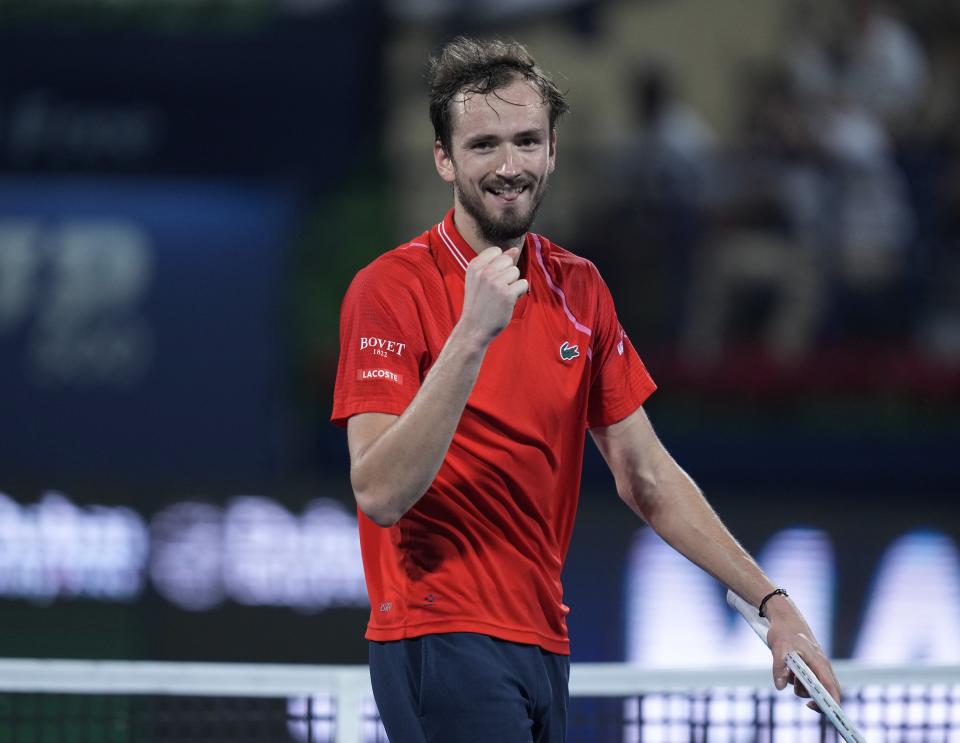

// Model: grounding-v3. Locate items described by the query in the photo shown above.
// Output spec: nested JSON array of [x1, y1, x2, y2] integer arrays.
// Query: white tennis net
[[0, 659, 956, 742]]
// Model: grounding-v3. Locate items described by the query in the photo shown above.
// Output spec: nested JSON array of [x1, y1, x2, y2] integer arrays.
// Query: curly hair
[[427, 37, 570, 155]]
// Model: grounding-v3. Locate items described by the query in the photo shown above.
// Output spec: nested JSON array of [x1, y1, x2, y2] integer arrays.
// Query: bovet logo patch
[[359, 336, 406, 357], [357, 369, 402, 384]]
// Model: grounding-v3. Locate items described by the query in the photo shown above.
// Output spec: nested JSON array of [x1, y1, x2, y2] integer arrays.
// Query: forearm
[[597, 409, 838, 699], [350, 322, 488, 526], [643, 456, 838, 698], [637, 454, 777, 605]]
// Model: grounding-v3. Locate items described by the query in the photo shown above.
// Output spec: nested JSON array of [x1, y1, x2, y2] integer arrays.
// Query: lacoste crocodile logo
[[560, 341, 580, 361]]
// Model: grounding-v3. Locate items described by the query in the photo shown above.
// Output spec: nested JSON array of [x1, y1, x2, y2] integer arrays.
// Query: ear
[[434, 140, 455, 184], [547, 129, 558, 175]]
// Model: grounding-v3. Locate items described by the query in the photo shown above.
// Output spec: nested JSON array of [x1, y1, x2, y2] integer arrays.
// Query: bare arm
[[348, 246, 527, 527], [590, 407, 842, 706]]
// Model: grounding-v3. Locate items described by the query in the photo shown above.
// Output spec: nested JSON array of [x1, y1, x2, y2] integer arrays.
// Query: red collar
[[430, 208, 536, 278], [431, 209, 475, 275]]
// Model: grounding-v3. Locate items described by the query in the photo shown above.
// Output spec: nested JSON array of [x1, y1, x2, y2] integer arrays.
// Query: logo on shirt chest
[[359, 336, 406, 358], [559, 341, 580, 362]]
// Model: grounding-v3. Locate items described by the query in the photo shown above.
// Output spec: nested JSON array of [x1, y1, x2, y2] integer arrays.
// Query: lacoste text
[[357, 369, 402, 384]]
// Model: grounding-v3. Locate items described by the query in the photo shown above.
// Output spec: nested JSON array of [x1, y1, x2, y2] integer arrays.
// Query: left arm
[[590, 406, 841, 706]]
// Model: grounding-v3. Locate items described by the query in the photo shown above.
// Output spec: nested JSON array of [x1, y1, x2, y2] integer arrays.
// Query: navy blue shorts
[[369, 632, 570, 743]]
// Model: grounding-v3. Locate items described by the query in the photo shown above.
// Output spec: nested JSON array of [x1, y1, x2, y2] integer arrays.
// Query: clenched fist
[[458, 246, 529, 346]]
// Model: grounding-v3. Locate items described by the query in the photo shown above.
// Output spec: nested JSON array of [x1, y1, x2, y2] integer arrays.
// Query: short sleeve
[[331, 260, 427, 427], [587, 270, 657, 428]]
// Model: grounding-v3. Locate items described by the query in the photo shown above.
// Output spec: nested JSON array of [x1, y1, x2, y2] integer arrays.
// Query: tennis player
[[332, 36, 841, 743]]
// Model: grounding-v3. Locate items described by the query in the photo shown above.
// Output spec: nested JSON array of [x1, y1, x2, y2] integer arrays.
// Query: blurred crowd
[[579, 0, 960, 371]]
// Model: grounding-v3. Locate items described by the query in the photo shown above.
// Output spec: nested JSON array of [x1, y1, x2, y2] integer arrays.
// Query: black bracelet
[[758, 588, 788, 618]]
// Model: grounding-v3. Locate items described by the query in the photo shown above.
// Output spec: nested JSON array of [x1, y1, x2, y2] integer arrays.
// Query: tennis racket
[[727, 589, 867, 743]]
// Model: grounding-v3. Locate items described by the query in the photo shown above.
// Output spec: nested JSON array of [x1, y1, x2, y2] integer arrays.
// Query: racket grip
[[726, 589, 771, 645]]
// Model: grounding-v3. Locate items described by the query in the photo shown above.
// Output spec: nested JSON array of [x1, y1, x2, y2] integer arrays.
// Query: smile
[[486, 185, 528, 203]]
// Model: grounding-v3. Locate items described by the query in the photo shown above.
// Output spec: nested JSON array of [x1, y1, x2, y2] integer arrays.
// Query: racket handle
[[726, 589, 771, 645]]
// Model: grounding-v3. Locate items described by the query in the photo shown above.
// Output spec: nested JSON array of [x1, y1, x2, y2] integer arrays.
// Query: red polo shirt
[[332, 209, 656, 654]]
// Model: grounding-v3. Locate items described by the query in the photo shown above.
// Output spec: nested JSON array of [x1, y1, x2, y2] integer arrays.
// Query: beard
[[454, 171, 549, 246]]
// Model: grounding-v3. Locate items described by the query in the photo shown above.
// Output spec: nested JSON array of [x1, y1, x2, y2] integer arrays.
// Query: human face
[[434, 77, 557, 250]]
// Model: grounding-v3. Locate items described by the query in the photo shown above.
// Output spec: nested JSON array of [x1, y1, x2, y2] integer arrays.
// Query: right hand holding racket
[[762, 593, 842, 711], [728, 590, 866, 742]]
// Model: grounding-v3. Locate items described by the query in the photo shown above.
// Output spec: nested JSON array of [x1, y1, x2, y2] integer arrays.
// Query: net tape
[[0, 660, 956, 742]]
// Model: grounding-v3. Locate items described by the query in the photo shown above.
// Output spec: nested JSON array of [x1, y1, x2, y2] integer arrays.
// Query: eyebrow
[[514, 128, 547, 139], [462, 128, 547, 147]]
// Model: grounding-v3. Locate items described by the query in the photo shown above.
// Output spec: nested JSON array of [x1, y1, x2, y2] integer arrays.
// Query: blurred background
[[0, 0, 958, 669]]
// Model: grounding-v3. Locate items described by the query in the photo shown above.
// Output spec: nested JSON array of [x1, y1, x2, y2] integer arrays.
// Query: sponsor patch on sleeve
[[359, 336, 406, 357], [356, 369, 403, 384]]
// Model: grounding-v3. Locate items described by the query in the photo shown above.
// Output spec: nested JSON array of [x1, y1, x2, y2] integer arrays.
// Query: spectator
[[681, 67, 826, 364]]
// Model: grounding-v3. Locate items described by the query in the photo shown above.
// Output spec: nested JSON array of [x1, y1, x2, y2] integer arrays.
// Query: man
[[332, 37, 840, 743]]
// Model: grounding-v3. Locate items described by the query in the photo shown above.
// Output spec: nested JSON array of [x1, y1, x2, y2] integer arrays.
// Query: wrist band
[[758, 588, 788, 618]]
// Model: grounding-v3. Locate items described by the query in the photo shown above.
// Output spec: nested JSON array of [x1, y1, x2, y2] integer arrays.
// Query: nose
[[496, 144, 520, 178]]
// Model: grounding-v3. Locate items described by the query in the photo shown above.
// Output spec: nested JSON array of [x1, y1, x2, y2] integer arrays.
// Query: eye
[[471, 140, 495, 151], [518, 137, 541, 149]]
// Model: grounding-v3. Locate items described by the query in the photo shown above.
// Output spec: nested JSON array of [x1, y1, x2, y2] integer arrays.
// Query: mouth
[[485, 183, 529, 204]]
